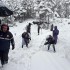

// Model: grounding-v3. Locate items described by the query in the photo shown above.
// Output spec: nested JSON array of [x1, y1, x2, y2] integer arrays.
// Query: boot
[[22, 45, 23, 48]]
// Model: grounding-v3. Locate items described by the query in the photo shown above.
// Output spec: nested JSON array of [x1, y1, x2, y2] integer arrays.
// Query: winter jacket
[[0, 30, 15, 51], [26, 23, 31, 33], [44, 35, 55, 45], [47, 36, 55, 44], [53, 26, 59, 44]]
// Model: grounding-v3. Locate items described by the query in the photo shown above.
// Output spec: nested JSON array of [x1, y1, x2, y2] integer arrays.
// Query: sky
[[0, 18, 70, 70]]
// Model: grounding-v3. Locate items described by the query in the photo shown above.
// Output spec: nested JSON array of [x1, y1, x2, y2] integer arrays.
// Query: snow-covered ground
[[0, 18, 70, 70]]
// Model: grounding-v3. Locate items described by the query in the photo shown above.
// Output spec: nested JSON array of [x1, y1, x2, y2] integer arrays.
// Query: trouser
[[48, 44, 56, 52], [24, 39, 29, 47], [0, 50, 9, 65], [22, 38, 25, 48], [38, 29, 40, 35], [53, 36, 58, 44]]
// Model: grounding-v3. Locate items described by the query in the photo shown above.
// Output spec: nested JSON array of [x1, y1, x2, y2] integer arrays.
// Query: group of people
[[0, 23, 32, 66], [44, 25, 59, 52], [22, 23, 31, 48], [22, 23, 59, 53], [0, 22, 59, 66]]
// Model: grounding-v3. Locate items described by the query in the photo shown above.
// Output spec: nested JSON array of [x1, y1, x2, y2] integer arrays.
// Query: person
[[53, 26, 59, 44], [50, 24, 53, 31], [38, 24, 41, 35], [22, 31, 31, 48], [0, 24, 15, 66], [26, 23, 32, 34], [44, 35, 56, 52], [0, 19, 1, 30]]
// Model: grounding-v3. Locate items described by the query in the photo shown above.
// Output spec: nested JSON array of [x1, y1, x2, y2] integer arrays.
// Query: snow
[[31, 51, 70, 70], [0, 18, 70, 70]]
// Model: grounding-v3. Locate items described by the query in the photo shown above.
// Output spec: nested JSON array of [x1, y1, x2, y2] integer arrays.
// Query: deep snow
[[0, 18, 70, 70]]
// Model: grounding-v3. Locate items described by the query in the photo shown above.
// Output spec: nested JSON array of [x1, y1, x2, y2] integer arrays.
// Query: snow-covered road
[[31, 51, 70, 70], [0, 19, 70, 70]]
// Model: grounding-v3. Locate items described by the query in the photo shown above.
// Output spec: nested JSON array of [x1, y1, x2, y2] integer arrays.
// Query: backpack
[[22, 32, 26, 38], [25, 33, 29, 38]]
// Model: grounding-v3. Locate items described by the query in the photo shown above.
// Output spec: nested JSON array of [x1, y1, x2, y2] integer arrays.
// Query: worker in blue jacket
[[0, 24, 15, 66]]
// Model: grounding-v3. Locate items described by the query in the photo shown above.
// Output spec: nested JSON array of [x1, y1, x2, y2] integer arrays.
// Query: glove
[[30, 38, 31, 40], [44, 42, 48, 45], [12, 46, 15, 50]]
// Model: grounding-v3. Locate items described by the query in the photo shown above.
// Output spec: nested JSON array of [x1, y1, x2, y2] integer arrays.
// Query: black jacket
[[0, 31, 15, 51], [46, 36, 55, 44]]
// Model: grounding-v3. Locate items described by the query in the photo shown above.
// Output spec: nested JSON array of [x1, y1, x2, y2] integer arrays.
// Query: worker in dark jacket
[[53, 26, 59, 44], [22, 31, 31, 48], [38, 24, 41, 35], [44, 35, 56, 52], [50, 24, 53, 31], [0, 24, 15, 66], [26, 23, 32, 34]]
